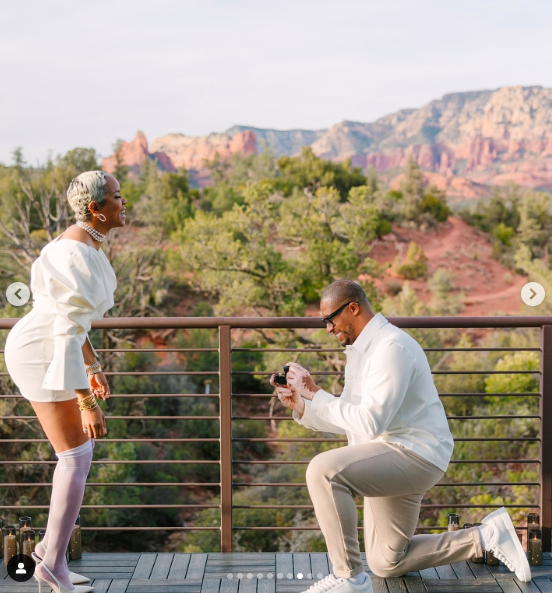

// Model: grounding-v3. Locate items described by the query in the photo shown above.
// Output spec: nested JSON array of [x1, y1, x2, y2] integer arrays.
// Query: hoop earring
[[95, 213, 107, 222]]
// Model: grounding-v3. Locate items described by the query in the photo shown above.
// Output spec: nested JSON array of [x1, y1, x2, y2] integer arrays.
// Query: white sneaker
[[300, 574, 373, 593], [482, 507, 532, 582]]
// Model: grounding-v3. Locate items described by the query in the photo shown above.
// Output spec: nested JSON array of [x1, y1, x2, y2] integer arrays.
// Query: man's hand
[[285, 362, 319, 400], [89, 371, 111, 400], [269, 375, 305, 416]]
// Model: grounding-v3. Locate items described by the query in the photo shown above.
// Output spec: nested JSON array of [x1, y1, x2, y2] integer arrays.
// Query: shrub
[[393, 242, 428, 280]]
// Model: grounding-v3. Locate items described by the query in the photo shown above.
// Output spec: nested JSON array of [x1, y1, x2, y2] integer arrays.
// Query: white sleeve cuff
[[42, 334, 89, 390], [310, 389, 335, 419]]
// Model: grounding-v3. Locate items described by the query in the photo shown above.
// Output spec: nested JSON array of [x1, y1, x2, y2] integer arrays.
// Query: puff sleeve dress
[[5, 235, 117, 402]]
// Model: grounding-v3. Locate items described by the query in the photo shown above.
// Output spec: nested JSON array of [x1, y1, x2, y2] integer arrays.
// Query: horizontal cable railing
[[0, 316, 551, 552]]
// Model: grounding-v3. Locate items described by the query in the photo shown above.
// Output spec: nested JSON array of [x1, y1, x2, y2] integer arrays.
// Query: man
[[271, 279, 530, 593]]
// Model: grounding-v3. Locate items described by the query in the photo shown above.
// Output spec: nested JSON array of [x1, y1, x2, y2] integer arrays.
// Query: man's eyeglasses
[[321, 301, 356, 327]]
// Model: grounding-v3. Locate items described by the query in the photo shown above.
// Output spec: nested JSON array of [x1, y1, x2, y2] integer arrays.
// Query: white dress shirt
[[294, 313, 454, 472]]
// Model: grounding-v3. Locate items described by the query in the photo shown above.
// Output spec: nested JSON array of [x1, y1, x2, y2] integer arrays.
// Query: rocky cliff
[[103, 86, 552, 196], [102, 131, 177, 175]]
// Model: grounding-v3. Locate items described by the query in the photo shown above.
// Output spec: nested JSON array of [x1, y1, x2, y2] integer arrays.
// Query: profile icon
[[7, 554, 35, 582]]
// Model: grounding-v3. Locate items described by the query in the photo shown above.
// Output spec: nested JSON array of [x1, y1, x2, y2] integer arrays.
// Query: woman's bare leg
[[31, 399, 88, 453]]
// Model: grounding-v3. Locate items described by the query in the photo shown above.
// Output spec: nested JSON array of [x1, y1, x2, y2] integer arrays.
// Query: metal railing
[[1, 316, 551, 552]]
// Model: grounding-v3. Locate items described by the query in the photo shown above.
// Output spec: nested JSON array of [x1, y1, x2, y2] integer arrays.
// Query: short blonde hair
[[67, 171, 109, 222]]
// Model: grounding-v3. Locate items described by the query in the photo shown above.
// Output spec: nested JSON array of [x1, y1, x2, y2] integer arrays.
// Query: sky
[[1, 0, 551, 164]]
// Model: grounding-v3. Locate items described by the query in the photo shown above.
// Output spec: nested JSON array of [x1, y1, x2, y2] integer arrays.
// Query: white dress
[[5, 235, 117, 402]]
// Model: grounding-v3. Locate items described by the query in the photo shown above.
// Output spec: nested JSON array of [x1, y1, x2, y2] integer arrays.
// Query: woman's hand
[[284, 362, 319, 400], [88, 371, 111, 400], [269, 375, 305, 416], [81, 406, 107, 438]]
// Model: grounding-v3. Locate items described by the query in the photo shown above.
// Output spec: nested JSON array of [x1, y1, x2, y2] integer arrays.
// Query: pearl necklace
[[77, 221, 106, 243]]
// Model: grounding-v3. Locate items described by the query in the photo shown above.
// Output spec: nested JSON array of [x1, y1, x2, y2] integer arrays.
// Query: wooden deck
[[1, 552, 552, 593]]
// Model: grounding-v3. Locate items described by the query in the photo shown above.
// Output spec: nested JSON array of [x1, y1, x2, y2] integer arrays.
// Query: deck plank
[[534, 579, 552, 592], [386, 577, 408, 593], [168, 553, 191, 579], [293, 553, 311, 579], [132, 553, 157, 579], [435, 565, 457, 579], [220, 578, 240, 593], [259, 577, 276, 593], [515, 580, 543, 592], [187, 554, 208, 579], [202, 579, 222, 593], [90, 579, 112, 593], [310, 554, 329, 579], [150, 553, 174, 579], [127, 578, 202, 592], [239, 578, 258, 593], [372, 576, 389, 593], [419, 568, 439, 579], [466, 561, 493, 579], [403, 577, 426, 593], [277, 554, 294, 579], [107, 579, 130, 593], [450, 562, 475, 579], [498, 580, 523, 593], [423, 578, 501, 591], [206, 553, 275, 579]]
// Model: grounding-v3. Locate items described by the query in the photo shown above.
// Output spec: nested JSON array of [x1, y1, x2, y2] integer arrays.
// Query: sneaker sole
[[495, 508, 531, 582]]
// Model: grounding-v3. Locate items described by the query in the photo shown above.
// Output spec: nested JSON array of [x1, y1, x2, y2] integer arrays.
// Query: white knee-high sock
[[38, 440, 93, 589], [41, 439, 94, 555]]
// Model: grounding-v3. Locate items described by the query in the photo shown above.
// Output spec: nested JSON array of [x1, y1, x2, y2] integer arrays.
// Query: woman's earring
[[95, 213, 107, 222]]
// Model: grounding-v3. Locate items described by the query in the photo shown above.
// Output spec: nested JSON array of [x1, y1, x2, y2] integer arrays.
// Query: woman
[[5, 171, 126, 593]]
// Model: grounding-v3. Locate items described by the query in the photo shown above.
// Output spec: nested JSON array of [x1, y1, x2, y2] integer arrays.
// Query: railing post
[[219, 325, 233, 552], [540, 325, 552, 551]]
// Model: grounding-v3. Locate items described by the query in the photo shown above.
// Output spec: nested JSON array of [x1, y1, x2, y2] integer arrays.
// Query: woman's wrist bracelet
[[78, 394, 98, 411], [86, 361, 102, 375]]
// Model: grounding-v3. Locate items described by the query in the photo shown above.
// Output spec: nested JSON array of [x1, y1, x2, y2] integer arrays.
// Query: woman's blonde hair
[[67, 171, 109, 222]]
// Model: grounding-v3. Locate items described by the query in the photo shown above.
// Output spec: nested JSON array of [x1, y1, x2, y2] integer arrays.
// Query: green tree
[[275, 147, 367, 200]]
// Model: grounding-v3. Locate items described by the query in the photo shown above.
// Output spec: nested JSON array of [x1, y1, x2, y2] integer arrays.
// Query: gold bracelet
[[78, 395, 98, 412]]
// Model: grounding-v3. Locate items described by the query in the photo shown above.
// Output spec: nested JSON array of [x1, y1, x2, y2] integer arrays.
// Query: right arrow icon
[[521, 282, 545, 307]]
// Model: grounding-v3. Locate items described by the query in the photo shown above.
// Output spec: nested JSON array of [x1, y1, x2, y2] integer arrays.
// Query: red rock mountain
[[103, 86, 552, 198], [102, 131, 177, 175]]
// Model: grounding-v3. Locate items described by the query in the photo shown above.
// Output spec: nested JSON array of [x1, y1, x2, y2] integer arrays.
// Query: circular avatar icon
[[7, 554, 35, 582], [521, 282, 545, 307]]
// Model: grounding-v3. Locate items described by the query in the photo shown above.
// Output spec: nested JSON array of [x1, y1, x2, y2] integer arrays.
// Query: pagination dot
[[227, 573, 233, 579], [287, 573, 293, 579], [257, 573, 263, 579], [317, 573, 324, 579], [307, 573, 313, 579], [247, 573, 253, 579], [237, 573, 243, 579], [297, 573, 304, 579], [267, 573, 274, 579], [277, 573, 283, 579]]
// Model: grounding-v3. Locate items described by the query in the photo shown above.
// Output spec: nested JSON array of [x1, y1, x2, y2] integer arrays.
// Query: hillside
[[370, 217, 527, 316], [103, 85, 552, 197]]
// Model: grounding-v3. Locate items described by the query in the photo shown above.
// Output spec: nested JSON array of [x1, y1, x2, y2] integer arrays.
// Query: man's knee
[[368, 551, 406, 578], [305, 451, 332, 488]]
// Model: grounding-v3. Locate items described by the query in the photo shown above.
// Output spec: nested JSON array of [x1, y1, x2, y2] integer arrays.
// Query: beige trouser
[[306, 442, 483, 579]]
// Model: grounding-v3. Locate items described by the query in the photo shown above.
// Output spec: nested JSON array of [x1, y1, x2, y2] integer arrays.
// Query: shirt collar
[[346, 312, 389, 354]]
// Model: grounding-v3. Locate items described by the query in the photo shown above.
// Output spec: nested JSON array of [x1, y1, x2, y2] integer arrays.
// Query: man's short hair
[[321, 279, 370, 309]]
